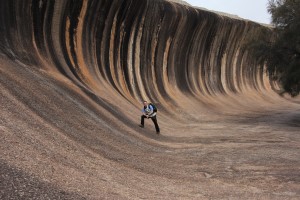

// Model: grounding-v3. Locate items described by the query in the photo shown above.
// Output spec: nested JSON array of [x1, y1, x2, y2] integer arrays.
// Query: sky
[[184, 0, 271, 24]]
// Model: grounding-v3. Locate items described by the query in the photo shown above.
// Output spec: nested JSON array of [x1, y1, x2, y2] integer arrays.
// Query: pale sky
[[184, 0, 271, 24]]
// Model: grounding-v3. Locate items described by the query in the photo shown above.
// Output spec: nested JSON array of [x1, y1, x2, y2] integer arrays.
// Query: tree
[[247, 0, 300, 96]]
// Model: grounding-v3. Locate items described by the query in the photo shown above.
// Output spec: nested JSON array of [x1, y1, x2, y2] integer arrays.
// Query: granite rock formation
[[1, 0, 299, 199]]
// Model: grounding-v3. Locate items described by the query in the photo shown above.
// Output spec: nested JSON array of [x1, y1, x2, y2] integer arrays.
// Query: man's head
[[143, 101, 148, 106]]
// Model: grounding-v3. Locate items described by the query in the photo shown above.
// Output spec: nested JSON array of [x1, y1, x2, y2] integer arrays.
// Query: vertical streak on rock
[[109, 6, 122, 93], [162, 37, 176, 102], [65, 18, 75, 67], [73, 0, 94, 87], [127, 0, 148, 101], [134, 9, 147, 101], [50, 1, 69, 73], [97, 0, 119, 88], [127, 13, 136, 98]]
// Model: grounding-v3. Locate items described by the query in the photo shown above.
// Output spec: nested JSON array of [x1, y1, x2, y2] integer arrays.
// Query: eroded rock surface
[[0, 0, 299, 199]]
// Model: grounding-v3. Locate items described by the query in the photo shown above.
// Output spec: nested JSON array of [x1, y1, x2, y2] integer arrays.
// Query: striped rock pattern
[[1, 0, 299, 199]]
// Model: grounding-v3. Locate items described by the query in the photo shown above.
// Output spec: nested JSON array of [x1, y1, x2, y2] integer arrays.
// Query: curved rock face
[[1, 0, 299, 199], [0, 0, 273, 100]]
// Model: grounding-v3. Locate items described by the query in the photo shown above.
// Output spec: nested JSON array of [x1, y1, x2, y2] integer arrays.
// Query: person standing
[[139, 101, 160, 134]]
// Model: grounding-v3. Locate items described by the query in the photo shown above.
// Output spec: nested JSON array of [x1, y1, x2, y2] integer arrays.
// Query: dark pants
[[141, 115, 160, 132]]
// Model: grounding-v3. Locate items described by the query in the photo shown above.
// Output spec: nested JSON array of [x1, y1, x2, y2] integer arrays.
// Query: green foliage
[[246, 0, 300, 96]]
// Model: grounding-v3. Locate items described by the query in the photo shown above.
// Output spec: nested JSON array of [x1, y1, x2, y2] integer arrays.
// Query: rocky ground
[[1, 55, 300, 199]]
